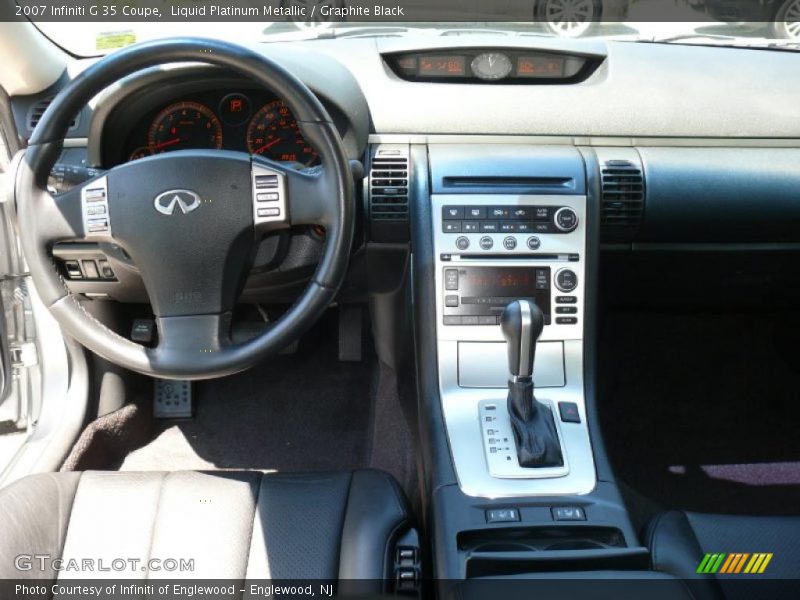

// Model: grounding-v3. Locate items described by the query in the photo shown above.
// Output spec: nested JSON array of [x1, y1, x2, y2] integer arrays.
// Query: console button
[[509, 207, 531, 220], [443, 316, 462, 326], [445, 269, 459, 290], [499, 222, 517, 233], [82, 260, 99, 279], [558, 402, 581, 424], [533, 222, 552, 233], [527, 236, 541, 250], [64, 260, 82, 279], [503, 237, 517, 250], [479, 236, 494, 250], [556, 296, 577, 304], [443, 221, 462, 233], [480, 222, 499, 233], [533, 207, 550, 221], [535, 270, 550, 290], [479, 316, 499, 325], [443, 206, 463, 220], [554, 207, 579, 232], [462, 221, 480, 233], [515, 222, 533, 233], [465, 206, 486, 219], [555, 269, 578, 292], [552, 506, 585, 521], [98, 260, 115, 279], [455, 236, 470, 250], [556, 317, 578, 325], [556, 306, 578, 314], [462, 316, 479, 326], [445, 295, 459, 307], [486, 508, 520, 523]]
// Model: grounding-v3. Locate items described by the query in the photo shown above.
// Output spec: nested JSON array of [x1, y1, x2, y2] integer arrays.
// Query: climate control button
[[554, 207, 579, 233], [555, 269, 578, 293]]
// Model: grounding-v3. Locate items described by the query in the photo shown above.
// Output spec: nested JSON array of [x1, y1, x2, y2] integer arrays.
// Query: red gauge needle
[[253, 138, 282, 155], [154, 138, 181, 150]]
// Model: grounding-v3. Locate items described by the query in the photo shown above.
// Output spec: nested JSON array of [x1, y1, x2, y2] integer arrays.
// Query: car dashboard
[[6, 32, 800, 583]]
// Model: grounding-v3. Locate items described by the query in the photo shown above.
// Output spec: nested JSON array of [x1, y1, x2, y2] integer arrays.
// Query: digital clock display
[[418, 55, 467, 77]]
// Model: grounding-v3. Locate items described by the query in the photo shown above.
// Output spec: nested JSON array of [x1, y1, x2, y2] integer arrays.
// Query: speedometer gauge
[[147, 101, 223, 154], [246, 100, 318, 166]]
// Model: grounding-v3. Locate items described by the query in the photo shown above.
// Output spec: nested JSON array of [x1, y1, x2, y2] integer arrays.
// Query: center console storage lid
[[428, 145, 586, 195]]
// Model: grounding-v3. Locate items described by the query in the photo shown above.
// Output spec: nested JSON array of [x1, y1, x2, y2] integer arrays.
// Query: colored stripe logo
[[697, 553, 773, 574]]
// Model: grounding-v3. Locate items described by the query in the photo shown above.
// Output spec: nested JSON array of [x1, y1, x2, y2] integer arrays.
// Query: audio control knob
[[554, 207, 579, 233], [555, 269, 578, 293]]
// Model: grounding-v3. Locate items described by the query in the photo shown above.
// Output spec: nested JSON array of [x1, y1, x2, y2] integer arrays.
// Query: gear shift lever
[[501, 300, 563, 468]]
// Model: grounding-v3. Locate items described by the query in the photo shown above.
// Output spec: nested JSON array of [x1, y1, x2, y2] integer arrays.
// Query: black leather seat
[[0, 470, 412, 583], [647, 510, 800, 600]]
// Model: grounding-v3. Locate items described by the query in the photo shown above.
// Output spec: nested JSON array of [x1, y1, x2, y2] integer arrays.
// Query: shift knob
[[500, 299, 545, 380]]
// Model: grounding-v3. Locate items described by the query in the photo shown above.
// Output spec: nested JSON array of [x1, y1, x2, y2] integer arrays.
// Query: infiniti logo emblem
[[154, 190, 202, 215]]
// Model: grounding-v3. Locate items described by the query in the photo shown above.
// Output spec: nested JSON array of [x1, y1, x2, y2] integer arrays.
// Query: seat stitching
[[335, 471, 355, 578], [143, 472, 168, 581], [648, 510, 670, 571], [242, 472, 264, 584]]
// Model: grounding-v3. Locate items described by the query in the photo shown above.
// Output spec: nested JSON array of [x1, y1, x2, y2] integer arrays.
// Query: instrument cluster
[[123, 90, 319, 166]]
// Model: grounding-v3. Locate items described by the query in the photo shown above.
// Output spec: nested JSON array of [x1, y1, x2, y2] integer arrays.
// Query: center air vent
[[600, 158, 644, 229], [27, 97, 80, 133], [369, 145, 410, 242]]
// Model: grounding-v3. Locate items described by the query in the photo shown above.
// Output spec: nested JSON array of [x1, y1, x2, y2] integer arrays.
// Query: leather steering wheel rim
[[15, 38, 355, 380]]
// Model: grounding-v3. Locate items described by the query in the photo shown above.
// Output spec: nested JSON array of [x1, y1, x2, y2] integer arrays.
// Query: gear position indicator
[[479, 399, 569, 479]]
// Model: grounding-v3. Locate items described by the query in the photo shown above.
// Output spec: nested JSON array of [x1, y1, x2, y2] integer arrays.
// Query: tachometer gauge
[[471, 52, 513, 81], [246, 100, 318, 166], [147, 101, 223, 154]]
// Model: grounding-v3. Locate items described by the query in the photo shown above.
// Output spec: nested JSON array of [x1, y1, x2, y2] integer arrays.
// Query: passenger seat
[[646, 510, 800, 599]]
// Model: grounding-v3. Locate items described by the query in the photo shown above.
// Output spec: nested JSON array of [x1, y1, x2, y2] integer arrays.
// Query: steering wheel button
[[255, 174, 279, 189], [257, 207, 280, 218], [87, 205, 106, 216], [256, 192, 279, 202], [87, 219, 108, 232], [85, 188, 106, 201]]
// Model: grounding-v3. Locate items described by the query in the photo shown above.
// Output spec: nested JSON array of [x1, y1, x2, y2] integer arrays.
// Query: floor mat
[[120, 317, 375, 473], [599, 310, 800, 516]]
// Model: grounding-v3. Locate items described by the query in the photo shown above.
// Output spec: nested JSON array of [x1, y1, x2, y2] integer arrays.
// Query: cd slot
[[450, 253, 577, 262]]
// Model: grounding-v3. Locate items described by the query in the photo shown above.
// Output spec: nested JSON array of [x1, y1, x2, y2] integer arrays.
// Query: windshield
[[31, 0, 800, 57]]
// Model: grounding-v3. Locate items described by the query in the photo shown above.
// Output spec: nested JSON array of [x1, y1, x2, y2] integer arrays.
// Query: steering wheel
[[15, 38, 355, 380]]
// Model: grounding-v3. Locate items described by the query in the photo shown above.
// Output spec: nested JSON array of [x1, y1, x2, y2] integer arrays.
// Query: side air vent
[[600, 158, 644, 228], [369, 145, 410, 242], [27, 97, 80, 132]]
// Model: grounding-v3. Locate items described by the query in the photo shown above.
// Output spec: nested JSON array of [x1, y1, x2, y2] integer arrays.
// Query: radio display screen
[[443, 266, 551, 324]]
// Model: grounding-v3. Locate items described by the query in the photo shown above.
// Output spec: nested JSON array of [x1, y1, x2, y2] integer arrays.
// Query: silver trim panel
[[433, 193, 596, 498], [480, 399, 569, 480]]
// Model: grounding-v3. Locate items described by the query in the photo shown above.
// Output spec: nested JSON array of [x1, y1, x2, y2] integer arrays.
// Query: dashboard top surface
[[12, 36, 800, 144]]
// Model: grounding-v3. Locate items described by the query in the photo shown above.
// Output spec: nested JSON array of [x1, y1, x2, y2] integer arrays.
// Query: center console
[[430, 145, 594, 497], [397, 141, 648, 584]]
